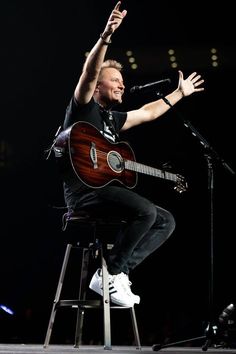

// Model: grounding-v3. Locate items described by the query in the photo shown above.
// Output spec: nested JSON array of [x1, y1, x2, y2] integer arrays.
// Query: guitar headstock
[[174, 174, 188, 193]]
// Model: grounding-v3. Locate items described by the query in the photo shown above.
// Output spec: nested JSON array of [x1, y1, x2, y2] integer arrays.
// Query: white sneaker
[[118, 272, 141, 304], [89, 269, 137, 307]]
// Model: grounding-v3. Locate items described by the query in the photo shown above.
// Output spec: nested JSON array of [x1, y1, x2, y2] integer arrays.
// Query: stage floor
[[0, 345, 235, 354]]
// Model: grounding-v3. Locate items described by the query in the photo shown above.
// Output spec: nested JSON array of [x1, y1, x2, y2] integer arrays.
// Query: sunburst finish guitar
[[54, 121, 187, 193]]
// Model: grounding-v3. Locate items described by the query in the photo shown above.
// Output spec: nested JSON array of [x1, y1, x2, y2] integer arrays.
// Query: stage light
[[0, 304, 14, 315]]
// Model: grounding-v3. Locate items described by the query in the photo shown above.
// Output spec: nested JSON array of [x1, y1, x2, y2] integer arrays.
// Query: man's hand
[[178, 70, 205, 97], [103, 1, 127, 36]]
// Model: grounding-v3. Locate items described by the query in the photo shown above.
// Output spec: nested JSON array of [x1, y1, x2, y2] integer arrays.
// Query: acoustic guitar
[[54, 121, 188, 193]]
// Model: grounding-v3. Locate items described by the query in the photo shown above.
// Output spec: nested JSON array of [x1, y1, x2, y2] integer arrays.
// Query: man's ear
[[94, 83, 100, 93]]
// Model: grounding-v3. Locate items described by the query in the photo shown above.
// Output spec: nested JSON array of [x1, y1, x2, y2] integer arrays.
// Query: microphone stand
[[152, 91, 235, 352]]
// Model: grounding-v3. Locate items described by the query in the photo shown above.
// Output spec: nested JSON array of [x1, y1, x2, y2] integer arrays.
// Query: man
[[61, 1, 204, 307]]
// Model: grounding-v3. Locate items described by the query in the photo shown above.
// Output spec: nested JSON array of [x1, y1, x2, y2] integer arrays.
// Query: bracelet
[[100, 33, 112, 45]]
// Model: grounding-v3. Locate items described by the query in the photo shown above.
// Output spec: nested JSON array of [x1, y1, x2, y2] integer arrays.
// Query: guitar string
[[94, 149, 177, 181]]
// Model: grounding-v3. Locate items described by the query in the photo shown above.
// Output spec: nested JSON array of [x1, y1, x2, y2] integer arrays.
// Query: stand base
[[152, 322, 231, 352], [152, 336, 205, 352]]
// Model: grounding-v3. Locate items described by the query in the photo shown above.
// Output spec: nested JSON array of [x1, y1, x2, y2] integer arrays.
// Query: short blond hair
[[98, 59, 123, 81], [101, 59, 123, 71]]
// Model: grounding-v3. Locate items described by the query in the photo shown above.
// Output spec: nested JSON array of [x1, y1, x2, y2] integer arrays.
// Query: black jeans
[[68, 185, 176, 275]]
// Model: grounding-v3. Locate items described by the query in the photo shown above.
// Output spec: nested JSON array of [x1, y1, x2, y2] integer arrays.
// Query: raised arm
[[74, 1, 127, 105], [122, 70, 205, 131]]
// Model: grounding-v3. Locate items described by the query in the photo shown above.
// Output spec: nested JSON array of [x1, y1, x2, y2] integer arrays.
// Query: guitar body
[[67, 121, 138, 189]]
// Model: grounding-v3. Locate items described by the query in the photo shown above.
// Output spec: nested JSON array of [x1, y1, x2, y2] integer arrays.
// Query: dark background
[[0, 0, 235, 347]]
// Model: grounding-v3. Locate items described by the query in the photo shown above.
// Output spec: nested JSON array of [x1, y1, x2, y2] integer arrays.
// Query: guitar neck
[[125, 159, 178, 182]]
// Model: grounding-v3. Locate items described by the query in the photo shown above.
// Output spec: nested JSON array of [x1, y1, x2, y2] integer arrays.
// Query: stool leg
[[101, 251, 112, 350], [130, 307, 142, 350], [74, 247, 90, 348], [43, 244, 72, 348]]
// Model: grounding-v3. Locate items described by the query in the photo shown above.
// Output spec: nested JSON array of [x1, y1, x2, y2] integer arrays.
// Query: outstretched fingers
[[194, 80, 205, 91], [113, 1, 127, 18], [188, 72, 205, 91], [114, 1, 121, 10]]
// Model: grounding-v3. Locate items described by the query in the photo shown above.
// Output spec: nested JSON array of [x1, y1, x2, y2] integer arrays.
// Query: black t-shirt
[[62, 96, 127, 208], [64, 96, 126, 140]]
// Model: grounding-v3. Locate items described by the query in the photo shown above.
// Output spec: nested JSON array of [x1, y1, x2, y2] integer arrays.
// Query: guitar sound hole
[[107, 151, 124, 173]]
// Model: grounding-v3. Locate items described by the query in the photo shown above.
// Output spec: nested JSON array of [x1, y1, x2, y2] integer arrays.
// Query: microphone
[[130, 78, 171, 93], [219, 303, 235, 324]]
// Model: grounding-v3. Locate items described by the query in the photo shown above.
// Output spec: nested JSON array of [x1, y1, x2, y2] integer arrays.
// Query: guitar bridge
[[90, 142, 98, 169]]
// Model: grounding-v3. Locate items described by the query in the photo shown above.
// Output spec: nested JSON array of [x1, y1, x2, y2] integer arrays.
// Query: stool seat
[[44, 211, 141, 350], [62, 210, 126, 231]]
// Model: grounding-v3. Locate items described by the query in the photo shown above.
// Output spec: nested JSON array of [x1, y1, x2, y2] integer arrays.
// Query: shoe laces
[[118, 273, 140, 303], [115, 272, 136, 296], [108, 273, 132, 295], [119, 272, 132, 287]]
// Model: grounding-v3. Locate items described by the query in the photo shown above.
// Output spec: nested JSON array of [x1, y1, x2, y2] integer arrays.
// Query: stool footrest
[[57, 299, 133, 309], [57, 299, 102, 307]]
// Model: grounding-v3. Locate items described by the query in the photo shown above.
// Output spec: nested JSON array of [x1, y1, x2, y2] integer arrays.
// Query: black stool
[[43, 211, 141, 350]]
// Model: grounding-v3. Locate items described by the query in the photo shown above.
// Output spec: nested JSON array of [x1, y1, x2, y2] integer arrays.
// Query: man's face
[[96, 67, 125, 106]]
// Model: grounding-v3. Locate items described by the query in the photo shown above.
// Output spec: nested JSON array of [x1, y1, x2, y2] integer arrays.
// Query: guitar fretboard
[[125, 159, 178, 182]]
